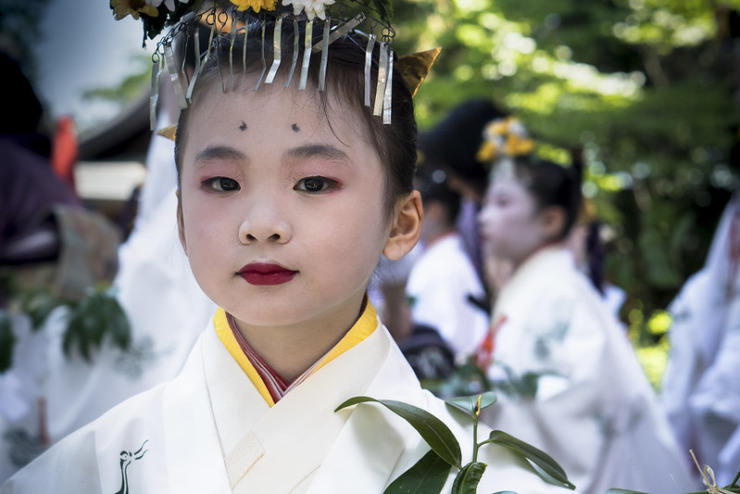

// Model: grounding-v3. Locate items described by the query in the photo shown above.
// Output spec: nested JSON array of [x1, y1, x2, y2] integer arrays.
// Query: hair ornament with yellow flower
[[110, 0, 439, 131], [476, 116, 535, 178]]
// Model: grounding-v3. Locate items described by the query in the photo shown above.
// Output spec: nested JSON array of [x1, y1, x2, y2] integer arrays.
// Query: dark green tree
[[392, 0, 740, 385]]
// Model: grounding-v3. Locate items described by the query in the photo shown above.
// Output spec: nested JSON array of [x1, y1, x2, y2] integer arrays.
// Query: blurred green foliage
[[82, 54, 152, 106], [392, 0, 740, 387], [0, 283, 131, 373]]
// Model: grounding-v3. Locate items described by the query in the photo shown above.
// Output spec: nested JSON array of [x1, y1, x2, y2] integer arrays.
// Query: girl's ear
[[176, 189, 188, 255], [383, 190, 423, 261], [538, 205, 566, 242]]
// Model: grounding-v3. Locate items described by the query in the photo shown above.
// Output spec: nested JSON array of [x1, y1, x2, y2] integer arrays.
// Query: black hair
[[174, 20, 417, 215], [417, 99, 507, 197], [417, 169, 461, 226], [585, 219, 605, 294], [509, 157, 583, 240]]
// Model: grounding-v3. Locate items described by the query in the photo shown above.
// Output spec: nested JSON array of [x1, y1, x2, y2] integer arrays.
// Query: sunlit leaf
[[336, 396, 462, 468], [483, 430, 575, 490], [445, 392, 497, 417]]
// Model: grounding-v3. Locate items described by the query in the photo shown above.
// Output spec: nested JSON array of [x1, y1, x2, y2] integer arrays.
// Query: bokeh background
[[3, 0, 740, 386]]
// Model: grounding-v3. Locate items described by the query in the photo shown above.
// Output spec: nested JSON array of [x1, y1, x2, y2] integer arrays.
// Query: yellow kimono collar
[[215, 300, 379, 406]]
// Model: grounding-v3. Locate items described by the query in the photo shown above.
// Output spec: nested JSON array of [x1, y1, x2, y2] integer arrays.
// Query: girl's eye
[[295, 176, 338, 193], [203, 177, 240, 192], [491, 194, 509, 207]]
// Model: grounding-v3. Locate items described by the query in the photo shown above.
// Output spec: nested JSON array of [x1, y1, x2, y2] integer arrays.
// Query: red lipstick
[[238, 263, 297, 286]]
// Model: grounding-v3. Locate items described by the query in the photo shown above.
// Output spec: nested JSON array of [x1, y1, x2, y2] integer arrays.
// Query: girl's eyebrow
[[195, 145, 246, 164], [286, 144, 349, 163]]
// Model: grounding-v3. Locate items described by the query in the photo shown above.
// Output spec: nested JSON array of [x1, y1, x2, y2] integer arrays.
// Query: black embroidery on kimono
[[114, 440, 149, 494]]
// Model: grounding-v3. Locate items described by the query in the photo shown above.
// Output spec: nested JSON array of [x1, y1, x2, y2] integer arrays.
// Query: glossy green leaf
[[384, 449, 451, 494], [483, 430, 575, 490], [445, 392, 497, 417], [336, 396, 462, 468], [451, 461, 487, 494]]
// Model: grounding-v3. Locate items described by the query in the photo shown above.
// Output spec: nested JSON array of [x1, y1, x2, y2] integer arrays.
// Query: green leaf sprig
[[335, 392, 575, 493], [1, 283, 131, 370], [62, 284, 131, 361]]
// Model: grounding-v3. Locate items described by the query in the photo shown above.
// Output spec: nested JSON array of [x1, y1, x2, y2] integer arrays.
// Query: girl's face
[[478, 176, 550, 269], [177, 82, 411, 336]]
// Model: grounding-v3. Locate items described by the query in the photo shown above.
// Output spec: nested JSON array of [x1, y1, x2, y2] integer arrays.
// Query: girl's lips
[[238, 263, 297, 286]]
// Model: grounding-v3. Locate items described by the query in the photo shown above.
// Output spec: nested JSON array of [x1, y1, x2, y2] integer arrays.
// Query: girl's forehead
[[491, 177, 529, 196], [190, 79, 363, 140], [181, 80, 380, 171]]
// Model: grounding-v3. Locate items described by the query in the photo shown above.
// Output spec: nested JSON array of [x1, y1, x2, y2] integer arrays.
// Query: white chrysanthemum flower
[[282, 0, 335, 20]]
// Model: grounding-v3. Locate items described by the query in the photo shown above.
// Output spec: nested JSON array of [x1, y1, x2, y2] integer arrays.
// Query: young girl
[[2, 7, 570, 493], [476, 122, 696, 493]]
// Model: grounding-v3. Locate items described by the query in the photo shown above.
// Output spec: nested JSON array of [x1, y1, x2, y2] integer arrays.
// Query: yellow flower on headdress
[[230, 0, 278, 12], [505, 133, 534, 157], [476, 140, 498, 163], [111, 0, 159, 20], [489, 119, 509, 136], [476, 116, 535, 164]]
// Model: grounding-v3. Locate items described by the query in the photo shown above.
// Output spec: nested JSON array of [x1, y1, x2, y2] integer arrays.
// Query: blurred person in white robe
[[475, 117, 694, 494], [662, 190, 740, 485]]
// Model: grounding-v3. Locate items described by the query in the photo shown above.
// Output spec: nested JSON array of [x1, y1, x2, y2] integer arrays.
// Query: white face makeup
[[177, 82, 394, 341], [478, 176, 550, 269]]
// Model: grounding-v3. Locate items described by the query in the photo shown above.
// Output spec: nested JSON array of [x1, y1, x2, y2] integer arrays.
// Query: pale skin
[[477, 174, 566, 272], [177, 79, 422, 381]]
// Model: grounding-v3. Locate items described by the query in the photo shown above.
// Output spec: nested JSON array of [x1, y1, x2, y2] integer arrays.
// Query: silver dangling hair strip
[[148, 6, 398, 131], [284, 18, 300, 87], [149, 52, 163, 130], [265, 16, 284, 84], [298, 19, 313, 90]]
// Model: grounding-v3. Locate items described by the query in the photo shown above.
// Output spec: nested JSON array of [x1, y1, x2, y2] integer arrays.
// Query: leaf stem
[[471, 395, 481, 462]]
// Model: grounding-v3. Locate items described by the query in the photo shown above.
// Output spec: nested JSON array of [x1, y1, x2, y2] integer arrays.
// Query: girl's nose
[[238, 204, 293, 245]]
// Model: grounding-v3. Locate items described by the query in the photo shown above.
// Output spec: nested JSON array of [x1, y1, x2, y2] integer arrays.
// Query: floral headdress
[[110, 0, 440, 130], [475, 116, 535, 178]]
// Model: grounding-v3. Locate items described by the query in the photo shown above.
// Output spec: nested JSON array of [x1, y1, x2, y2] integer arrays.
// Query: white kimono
[[406, 233, 489, 361], [2, 315, 571, 493], [481, 247, 695, 494], [662, 192, 740, 485]]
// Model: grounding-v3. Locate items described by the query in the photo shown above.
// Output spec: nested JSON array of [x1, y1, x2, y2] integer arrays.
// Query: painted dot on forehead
[[239, 121, 247, 131], [291, 123, 300, 132]]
